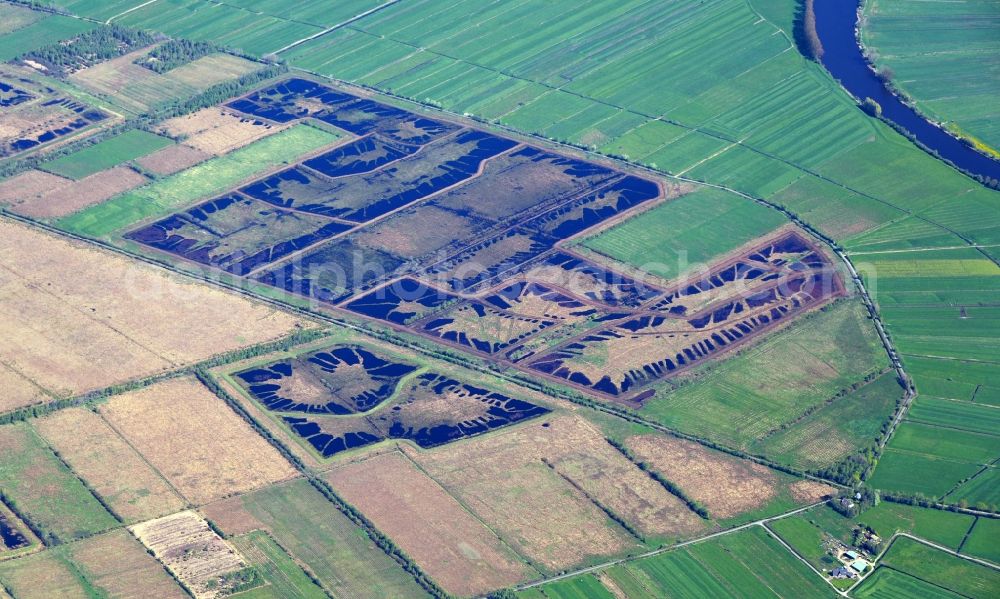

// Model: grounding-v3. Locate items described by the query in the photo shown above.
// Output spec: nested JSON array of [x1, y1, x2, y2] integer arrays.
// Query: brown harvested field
[[0, 219, 304, 399], [100, 377, 297, 505], [69, 529, 188, 598], [0, 366, 48, 414], [625, 435, 781, 520], [135, 143, 211, 175], [0, 170, 70, 206], [160, 108, 282, 155], [0, 550, 89, 599], [410, 415, 664, 573], [326, 451, 532, 596], [131, 510, 252, 599], [33, 407, 186, 523], [8, 166, 147, 219], [789, 479, 836, 503]]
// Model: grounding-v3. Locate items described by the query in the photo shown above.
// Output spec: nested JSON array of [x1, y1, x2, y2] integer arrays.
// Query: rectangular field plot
[[0, 550, 91, 599], [131, 511, 260, 599], [200, 478, 430, 599], [33, 408, 185, 524], [41, 130, 172, 179], [71, 49, 261, 115], [67, 529, 188, 599], [58, 124, 338, 238], [750, 372, 903, 470], [579, 186, 787, 282], [0, 220, 302, 402], [228, 530, 327, 599], [100, 377, 298, 505], [411, 416, 707, 573], [520, 525, 837, 598], [160, 108, 285, 156], [326, 451, 532, 596], [0, 167, 148, 219], [641, 299, 887, 453], [625, 434, 833, 522], [862, 536, 1000, 599], [125, 192, 352, 275], [0, 423, 117, 543]]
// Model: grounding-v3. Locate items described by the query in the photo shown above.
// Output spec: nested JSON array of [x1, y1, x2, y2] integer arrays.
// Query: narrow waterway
[[813, 0, 1000, 182]]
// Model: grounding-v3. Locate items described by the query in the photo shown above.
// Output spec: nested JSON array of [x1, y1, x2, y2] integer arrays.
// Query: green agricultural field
[[751, 372, 902, 471], [962, 518, 1000, 565], [0, 14, 96, 61], [278, 0, 998, 246], [766, 517, 842, 579], [857, 503, 974, 551], [904, 356, 1000, 406], [643, 300, 888, 453], [224, 478, 429, 598], [57, 124, 338, 238], [42, 130, 173, 180], [229, 530, 328, 599], [521, 526, 836, 598], [888, 421, 999, 465], [0, 423, 117, 543], [878, 536, 1000, 599], [579, 186, 787, 281], [852, 566, 964, 599], [0, 3, 45, 35], [861, 0, 1000, 152], [868, 449, 982, 498], [906, 397, 1000, 437], [948, 468, 1000, 511], [115, 0, 325, 56]]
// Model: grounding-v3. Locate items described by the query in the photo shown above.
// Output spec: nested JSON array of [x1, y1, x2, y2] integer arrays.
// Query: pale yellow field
[[327, 451, 532, 596], [0, 219, 304, 402], [100, 377, 297, 505], [33, 408, 186, 523]]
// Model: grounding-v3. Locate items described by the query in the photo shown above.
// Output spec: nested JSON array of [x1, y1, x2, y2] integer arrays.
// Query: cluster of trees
[[795, 0, 824, 62], [18, 25, 156, 77], [831, 486, 878, 518], [882, 491, 998, 514], [135, 39, 218, 73]]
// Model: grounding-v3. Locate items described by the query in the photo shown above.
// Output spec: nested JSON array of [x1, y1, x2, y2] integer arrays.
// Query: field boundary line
[[273, 0, 403, 55], [106, 0, 158, 24]]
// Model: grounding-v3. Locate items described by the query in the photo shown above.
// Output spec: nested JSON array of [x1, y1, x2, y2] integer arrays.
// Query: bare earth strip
[[0, 219, 303, 400], [33, 407, 186, 523], [136, 144, 211, 175], [15, 166, 148, 219], [160, 108, 284, 155], [326, 451, 532, 597], [131, 511, 249, 599], [100, 377, 298, 505]]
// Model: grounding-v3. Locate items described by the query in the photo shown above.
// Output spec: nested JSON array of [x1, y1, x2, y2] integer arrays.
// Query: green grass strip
[[42, 130, 173, 180], [57, 124, 338, 238]]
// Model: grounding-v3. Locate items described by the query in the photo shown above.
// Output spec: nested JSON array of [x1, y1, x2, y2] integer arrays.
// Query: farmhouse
[[830, 566, 855, 579]]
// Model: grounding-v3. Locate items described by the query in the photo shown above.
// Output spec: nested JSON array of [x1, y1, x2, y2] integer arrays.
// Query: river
[[813, 0, 1000, 183]]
